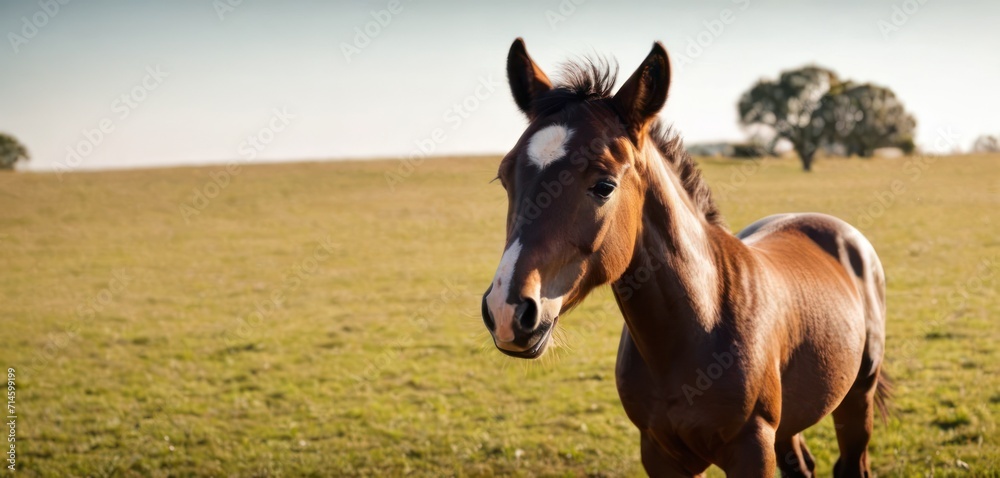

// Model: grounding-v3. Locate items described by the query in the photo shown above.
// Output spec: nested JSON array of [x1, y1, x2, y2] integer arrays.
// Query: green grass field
[[2, 153, 998, 477]]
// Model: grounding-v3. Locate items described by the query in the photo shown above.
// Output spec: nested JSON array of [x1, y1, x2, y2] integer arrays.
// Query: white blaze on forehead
[[526, 125, 572, 169], [486, 239, 522, 343]]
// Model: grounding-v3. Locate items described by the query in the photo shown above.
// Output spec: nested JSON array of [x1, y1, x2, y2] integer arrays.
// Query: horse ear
[[507, 38, 552, 119], [613, 42, 671, 143]]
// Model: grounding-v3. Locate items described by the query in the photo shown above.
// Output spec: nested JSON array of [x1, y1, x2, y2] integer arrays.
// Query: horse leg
[[775, 433, 816, 477], [832, 371, 878, 478], [640, 432, 706, 477], [719, 416, 777, 477], [797, 435, 816, 473]]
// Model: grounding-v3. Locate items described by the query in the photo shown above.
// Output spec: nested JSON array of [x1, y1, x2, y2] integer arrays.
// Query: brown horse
[[480, 38, 890, 477]]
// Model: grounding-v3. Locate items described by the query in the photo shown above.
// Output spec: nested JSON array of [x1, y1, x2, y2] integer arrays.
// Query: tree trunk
[[801, 154, 814, 171], [796, 145, 816, 172]]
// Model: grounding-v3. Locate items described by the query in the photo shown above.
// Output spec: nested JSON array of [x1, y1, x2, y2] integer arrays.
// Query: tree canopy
[[739, 66, 916, 171], [1, 133, 30, 170], [738, 66, 837, 171], [815, 83, 916, 157]]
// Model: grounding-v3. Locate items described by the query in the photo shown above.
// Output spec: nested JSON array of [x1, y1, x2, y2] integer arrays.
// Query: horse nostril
[[514, 298, 539, 331], [481, 294, 496, 331]]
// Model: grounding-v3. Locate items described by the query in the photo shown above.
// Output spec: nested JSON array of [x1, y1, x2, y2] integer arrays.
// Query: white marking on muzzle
[[486, 239, 522, 343], [527, 125, 572, 169]]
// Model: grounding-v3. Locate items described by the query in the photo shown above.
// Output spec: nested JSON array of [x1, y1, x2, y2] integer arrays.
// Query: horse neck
[[613, 144, 726, 369]]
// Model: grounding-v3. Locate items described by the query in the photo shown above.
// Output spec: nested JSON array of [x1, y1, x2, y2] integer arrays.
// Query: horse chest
[[615, 329, 754, 452]]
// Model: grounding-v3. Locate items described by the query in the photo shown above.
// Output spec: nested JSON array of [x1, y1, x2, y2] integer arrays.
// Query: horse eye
[[590, 180, 617, 199]]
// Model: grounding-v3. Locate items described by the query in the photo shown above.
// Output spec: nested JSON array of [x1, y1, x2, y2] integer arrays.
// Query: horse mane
[[647, 122, 725, 228], [532, 56, 619, 118], [534, 57, 725, 228]]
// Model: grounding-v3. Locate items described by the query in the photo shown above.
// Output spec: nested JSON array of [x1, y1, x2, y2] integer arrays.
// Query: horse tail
[[874, 368, 893, 425]]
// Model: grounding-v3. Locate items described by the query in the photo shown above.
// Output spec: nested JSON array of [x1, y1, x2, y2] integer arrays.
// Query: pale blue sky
[[2, 0, 998, 171]]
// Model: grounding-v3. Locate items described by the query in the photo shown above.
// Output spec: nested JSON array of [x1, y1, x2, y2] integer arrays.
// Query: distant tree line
[[737, 66, 916, 171], [972, 134, 1000, 153]]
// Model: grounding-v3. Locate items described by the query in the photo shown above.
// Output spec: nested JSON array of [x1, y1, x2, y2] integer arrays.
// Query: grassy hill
[[2, 154, 998, 476]]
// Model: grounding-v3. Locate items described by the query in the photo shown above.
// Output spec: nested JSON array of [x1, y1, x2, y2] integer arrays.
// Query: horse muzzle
[[481, 285, 558, 359]]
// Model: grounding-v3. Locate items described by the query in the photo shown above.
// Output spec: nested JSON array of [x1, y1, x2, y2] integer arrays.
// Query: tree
[[738, 66, 840, 171], [814, 83, 916, 157], [739, 67, 918, 171], [0, 133, 30, 170], [972, 134, 1000, 153]]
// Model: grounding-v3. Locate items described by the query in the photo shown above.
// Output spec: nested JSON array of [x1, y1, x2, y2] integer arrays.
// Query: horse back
[[738, 212, 885, 361], [738, 213, 884, 321]]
